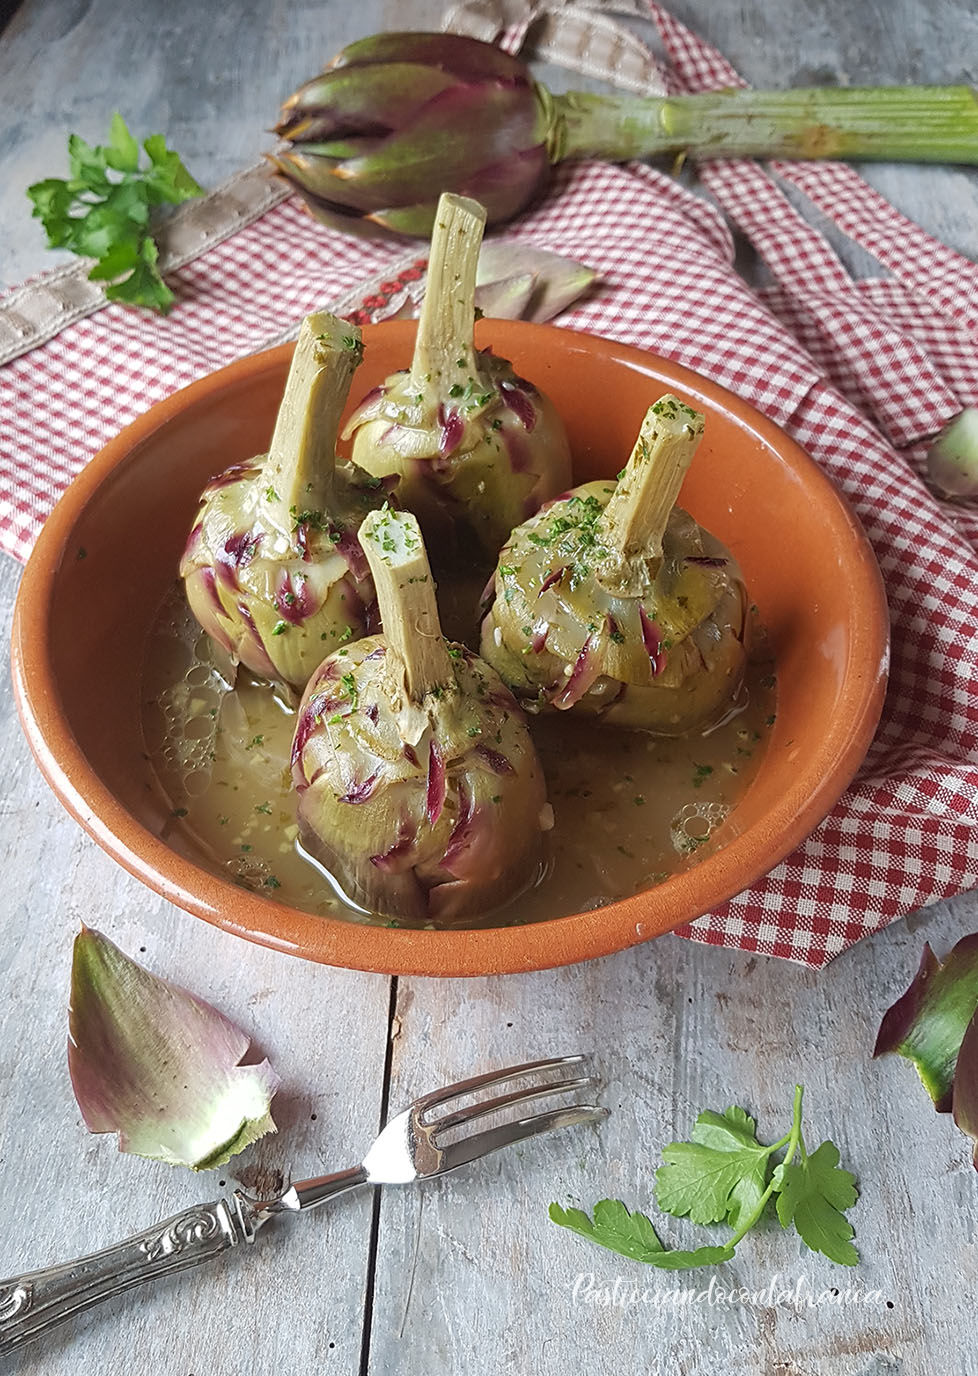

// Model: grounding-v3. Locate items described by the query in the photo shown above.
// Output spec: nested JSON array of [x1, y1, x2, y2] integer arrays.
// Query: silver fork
[[0, 1054, 606, 1355]]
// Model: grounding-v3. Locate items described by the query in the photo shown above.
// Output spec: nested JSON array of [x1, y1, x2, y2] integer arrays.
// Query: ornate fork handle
[[0, 1195, 261, 1357], [0, 1166, 367, 1357]]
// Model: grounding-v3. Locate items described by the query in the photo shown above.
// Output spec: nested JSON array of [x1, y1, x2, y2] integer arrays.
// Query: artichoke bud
[[271, 33, 552, 239], [342, 193, 571, 559], [291, 507, 548, 923], [180, 313, 389, 691], [480, 398, 750, 735]]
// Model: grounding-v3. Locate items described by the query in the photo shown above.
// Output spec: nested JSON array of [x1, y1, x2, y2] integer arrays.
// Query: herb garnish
[[27, 114, 202, 313], [551, 1087, 858, 1269], [525, 493, 607, 586]]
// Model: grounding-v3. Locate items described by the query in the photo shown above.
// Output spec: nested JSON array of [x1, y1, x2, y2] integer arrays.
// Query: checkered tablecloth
[[2, 2, 977, 966]]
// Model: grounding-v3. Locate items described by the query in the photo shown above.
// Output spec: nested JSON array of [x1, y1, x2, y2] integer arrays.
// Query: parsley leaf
[[773, 1141, 859, 1266], [548, 1200, 664, 1263], [549, 1201, 734, 1270], [27, 114, 202, 313], [656, 1105, 771, 1228], [104, 237, 174, 312], [550, 1086, 859, 1272]]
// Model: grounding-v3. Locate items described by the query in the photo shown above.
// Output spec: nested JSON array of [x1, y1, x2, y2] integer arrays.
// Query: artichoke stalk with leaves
[[180, 313, 389, 692], [272, 31, 978, 240], [291, 507, 547, 924], [342, 192, 571, 559], [480, 396, 748, 735]]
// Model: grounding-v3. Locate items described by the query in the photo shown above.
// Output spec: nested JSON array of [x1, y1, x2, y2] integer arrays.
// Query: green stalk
[[263, 313, 362, 534], [549, 85, 978, 164], [722, 1084, 805, 1252], [410, 192, 486, 391]]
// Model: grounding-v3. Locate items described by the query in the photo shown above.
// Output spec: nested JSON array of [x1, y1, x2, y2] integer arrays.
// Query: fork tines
[[418, 1054, 608, 1170]]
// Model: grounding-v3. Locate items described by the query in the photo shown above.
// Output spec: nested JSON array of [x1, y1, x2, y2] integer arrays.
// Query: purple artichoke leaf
[[873, 935, 978, 1111], [289, 186, 403, 241], [476, 241, 597, 323], [276, 62, 459, 137], [952, 1007, 978, 1168], [68, 927, 279, 1171], [329, 31, 535, 83], [336, 84, 546, 204], [926, 407, 978, 499]]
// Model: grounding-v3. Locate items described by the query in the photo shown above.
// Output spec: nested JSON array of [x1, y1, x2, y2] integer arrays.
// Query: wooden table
[[1, 2, 977, 1372]]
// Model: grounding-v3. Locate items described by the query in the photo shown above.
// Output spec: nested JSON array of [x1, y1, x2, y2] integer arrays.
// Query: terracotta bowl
[[12, 321, 888, 976]]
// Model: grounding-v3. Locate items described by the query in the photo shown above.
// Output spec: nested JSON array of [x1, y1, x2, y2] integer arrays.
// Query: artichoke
[[272, 31, 978, 240], [480, 397, 748, 735], [272, 33, 550, 239], [291, 507, 547, 924], [342, 192, 571, 560], [180, 313, 388, 692]]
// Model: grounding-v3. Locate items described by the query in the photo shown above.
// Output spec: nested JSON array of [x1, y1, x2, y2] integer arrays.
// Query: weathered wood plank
[[368, 894, 978, 1376], [0, 548, 393, 1372]]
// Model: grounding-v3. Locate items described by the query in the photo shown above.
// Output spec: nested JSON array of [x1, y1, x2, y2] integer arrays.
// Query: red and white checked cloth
[[2, 4, 977, 967]]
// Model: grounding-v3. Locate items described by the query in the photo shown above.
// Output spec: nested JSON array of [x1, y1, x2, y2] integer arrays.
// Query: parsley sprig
[[551, 1086, 859, 1270], [27, 114, 203, 313]]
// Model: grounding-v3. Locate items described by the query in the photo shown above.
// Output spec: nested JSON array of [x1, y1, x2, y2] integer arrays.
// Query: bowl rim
[[11, 320, 889, 977]]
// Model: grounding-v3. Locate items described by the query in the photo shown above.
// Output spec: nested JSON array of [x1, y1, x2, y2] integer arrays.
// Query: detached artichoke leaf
[[926, 407, 978, 499], [873, 934, 978, 1111], [68, 927, 279, 1171], [475, 242, 597, 323], [951, 1008, 978, 1169]]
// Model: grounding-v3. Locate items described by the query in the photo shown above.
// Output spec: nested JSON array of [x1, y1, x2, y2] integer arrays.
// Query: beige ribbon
[[442, 0, 667, 94], [0, 163, 288, 367]]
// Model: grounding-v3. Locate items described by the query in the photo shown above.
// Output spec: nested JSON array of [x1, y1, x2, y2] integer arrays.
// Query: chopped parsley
[[693, 764, 714, 789]]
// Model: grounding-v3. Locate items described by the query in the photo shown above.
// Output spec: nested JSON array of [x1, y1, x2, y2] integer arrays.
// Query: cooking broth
[[141, 585, 775, 929]]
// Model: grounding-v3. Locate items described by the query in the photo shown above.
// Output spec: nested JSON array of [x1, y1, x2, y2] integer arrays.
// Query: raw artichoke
[[180, 313, 387, 692], [480, 397, 749, 735], [272, 33, 550, 239], [291, 507, 547, 923], [272, 31, 978, 240], [342, 192, 571, 559]]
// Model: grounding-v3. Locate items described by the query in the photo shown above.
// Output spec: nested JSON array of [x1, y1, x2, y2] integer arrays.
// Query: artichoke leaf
[[874, 934, 978, 1111], [68, 927, 279, 1170]]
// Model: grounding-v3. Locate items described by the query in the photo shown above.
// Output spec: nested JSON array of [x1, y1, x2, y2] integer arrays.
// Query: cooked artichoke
[[342, 192, 571, 560], [480, 397, 748, 734], [291, 507, 548, 922], [180, 313, 387, 691]]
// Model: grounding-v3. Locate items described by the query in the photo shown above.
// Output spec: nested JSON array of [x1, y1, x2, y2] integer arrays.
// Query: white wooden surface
[[2, 2, 978, 1374]]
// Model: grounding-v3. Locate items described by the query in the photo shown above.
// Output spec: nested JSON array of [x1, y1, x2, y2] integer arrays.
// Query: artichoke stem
[[596, 397, 704, 597], [410, 192, 486, 392], [358, 508, 454, 704], [550, 85, 978, 164], [263, 314, 363, 534]]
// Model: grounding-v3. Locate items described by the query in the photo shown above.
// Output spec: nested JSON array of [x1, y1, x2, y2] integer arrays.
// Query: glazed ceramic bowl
[[12, 320, 888, 976]]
